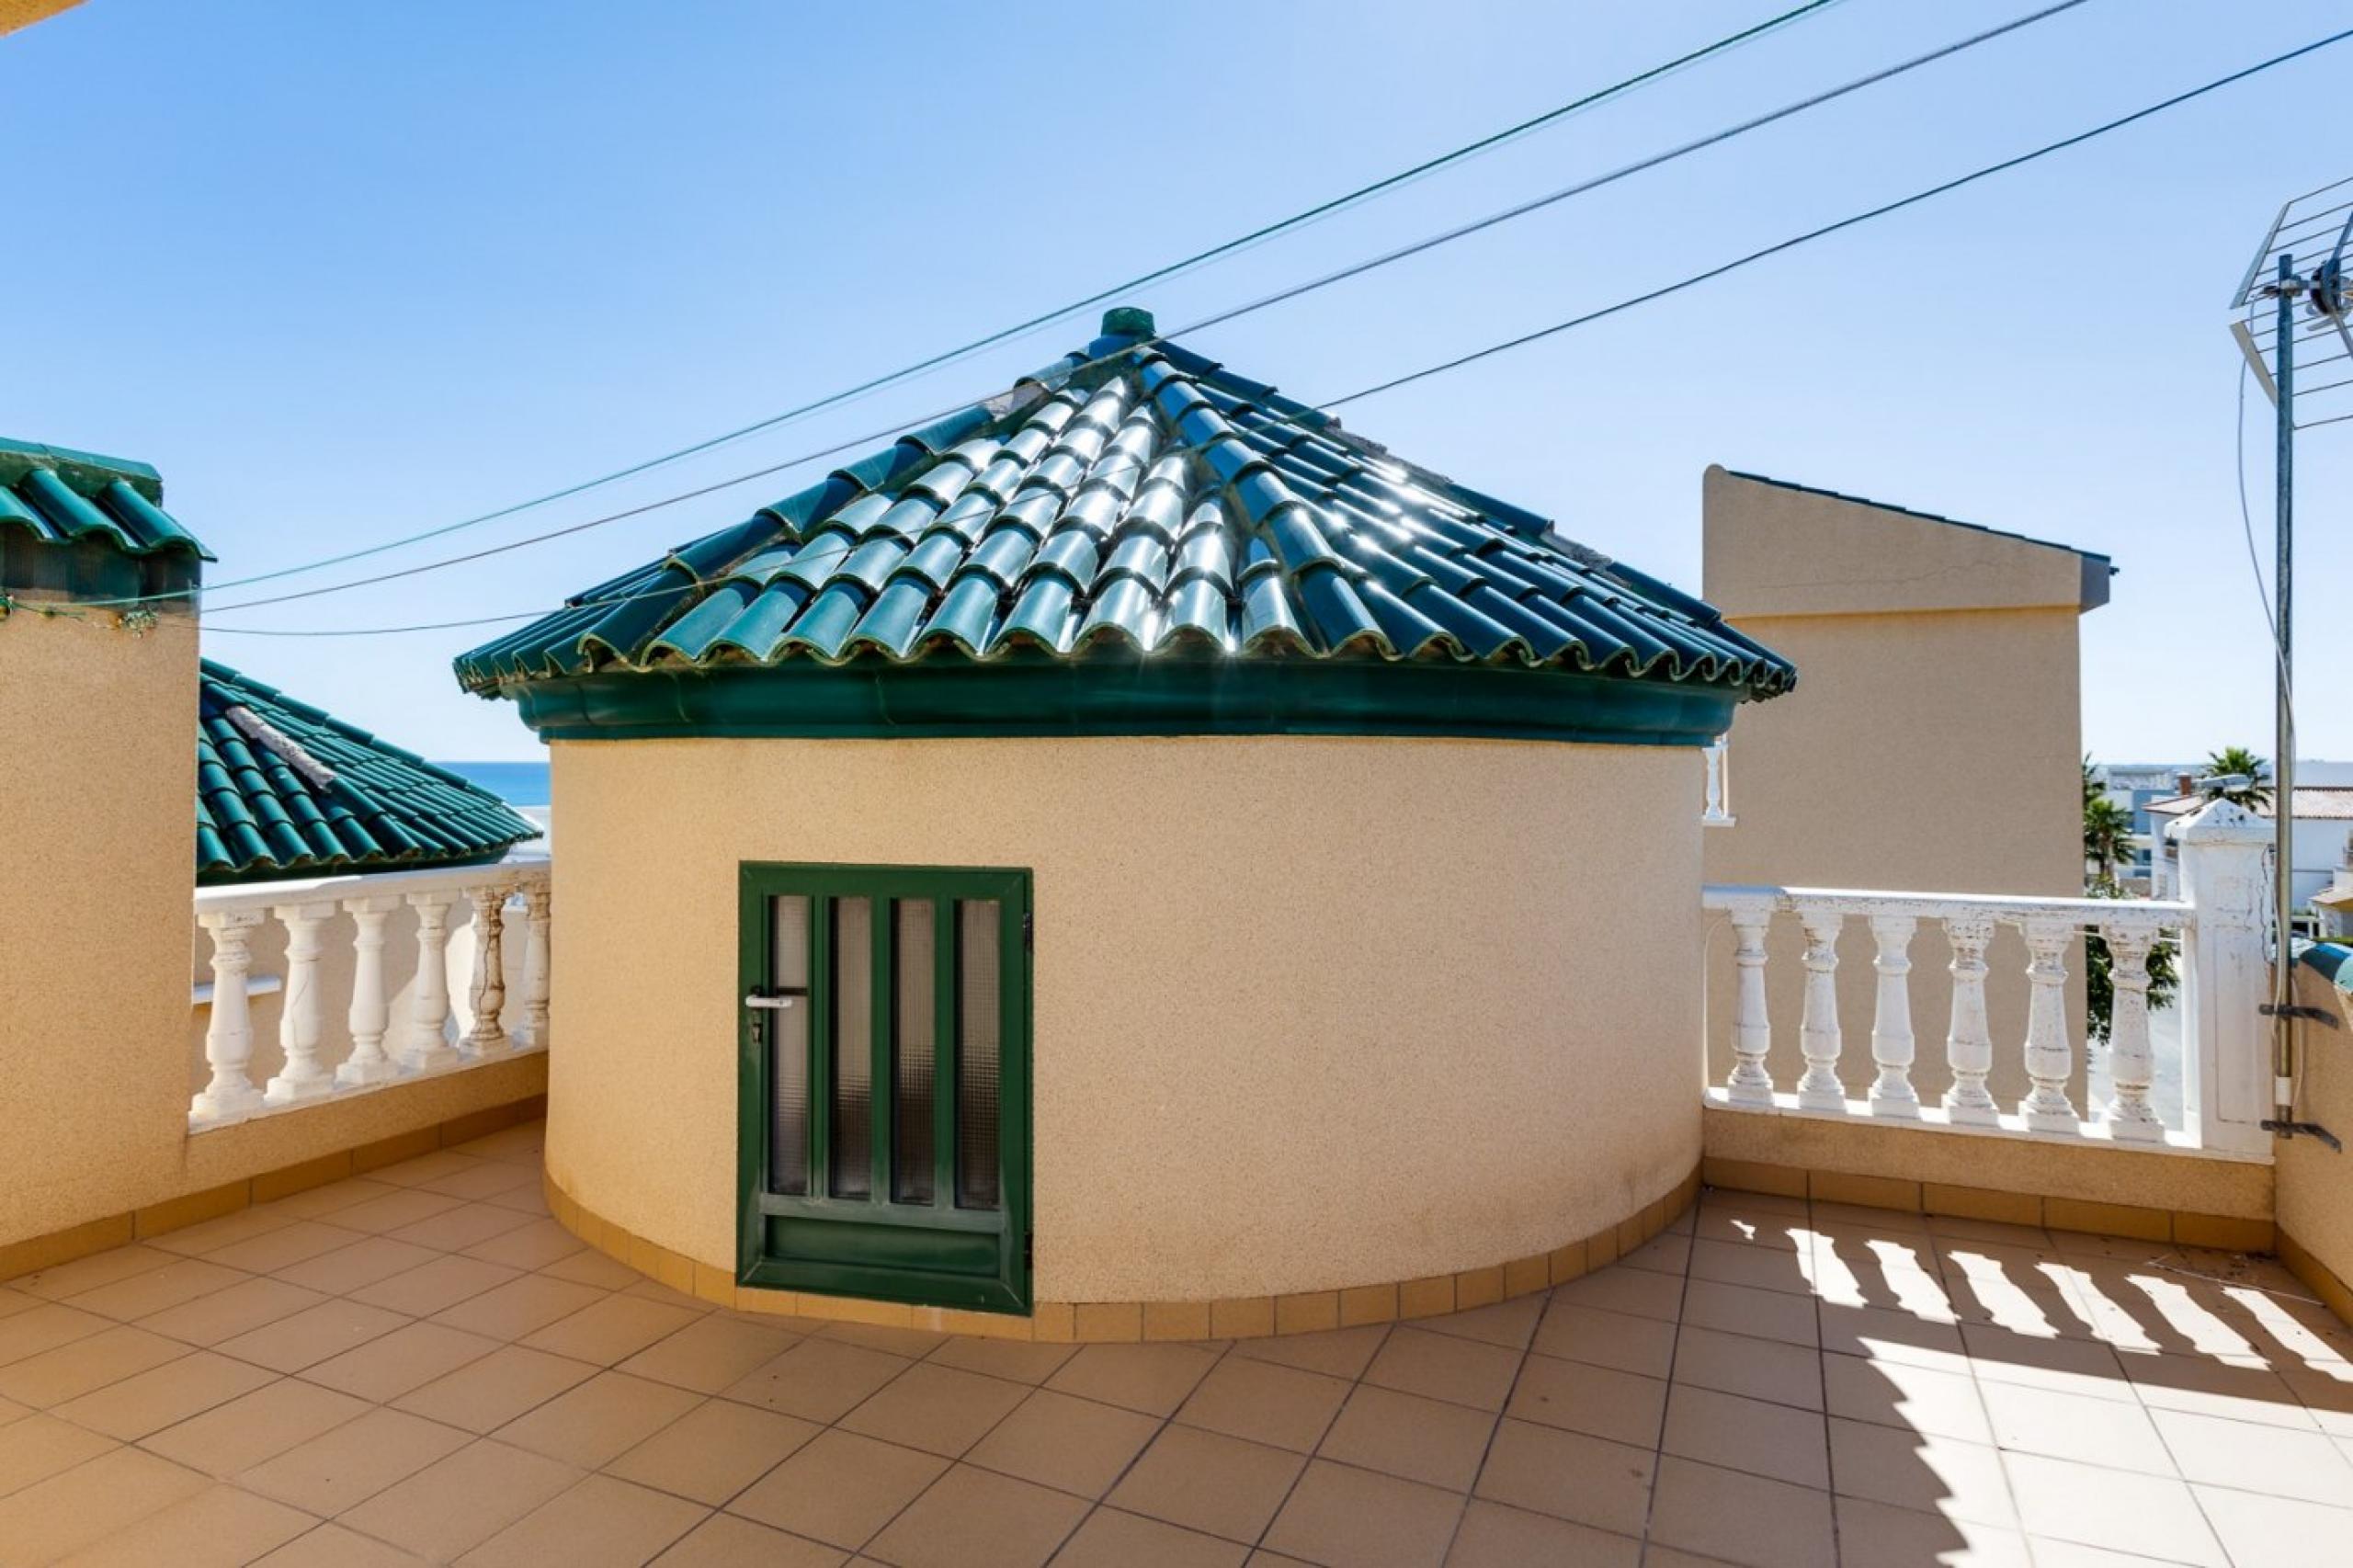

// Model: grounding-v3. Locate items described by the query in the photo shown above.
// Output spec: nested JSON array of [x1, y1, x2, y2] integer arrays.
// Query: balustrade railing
[[1702, 799, 2278, 1156], [190, 858, 550, 1132]]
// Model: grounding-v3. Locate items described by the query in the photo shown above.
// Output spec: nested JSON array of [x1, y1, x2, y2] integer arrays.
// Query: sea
[[437, 760, 552, 809]]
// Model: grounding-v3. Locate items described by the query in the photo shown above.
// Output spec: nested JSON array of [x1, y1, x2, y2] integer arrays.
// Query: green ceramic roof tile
[[453, 311, 1795, 703], [0, 439, 214, 562], [197, 661, 540, 884]]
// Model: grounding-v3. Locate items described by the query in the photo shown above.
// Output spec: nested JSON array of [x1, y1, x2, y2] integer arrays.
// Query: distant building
[[2145, 786, 2353, 909]]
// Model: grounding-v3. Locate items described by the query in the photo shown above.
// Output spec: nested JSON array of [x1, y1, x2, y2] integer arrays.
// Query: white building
[[2146, 785, 2353, 910]]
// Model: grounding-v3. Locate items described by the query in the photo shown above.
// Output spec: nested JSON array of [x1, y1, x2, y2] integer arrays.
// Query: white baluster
[[1702, 738, 1735, 827], [518, 875, 551, 1051], [1724, 903, 1776, 1106], [264, 900, 339, 1105], [464, 881, 514, 1055], [2099, 915, 2165, 1142], [2019, 915, 2080, 1131], [337, 893, 404, 1087], [1941, 914, 2001, 1125], [404, 890, 461, 1072], [1867, 915, 1921, 1119], [1794, 904, 1847, 1110], [192, 908, 268, 1127]]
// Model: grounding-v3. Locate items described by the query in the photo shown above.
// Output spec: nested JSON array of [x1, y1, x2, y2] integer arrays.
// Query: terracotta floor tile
[[1961, 1325, 2132, 1403], [1645, 1455, 1835, 1568], [415, 1159, 540, 1203], [458, 1472, 708, 1567], [370, 1152, 487, 1189], [140, 1376, 369, 1476], [607, 1396, 819, 1506], [1106, 1425, 1303, 1544], [428, 1273, 610, 1341], [301, 1320, 502, 1403], [459, 1219, 586, 1272], [1688, 1238, 1816, 1298], [145, 1208, 299, 1258], [1445, 1499, 1640, 1567], [1821, 1351, 1991, 1443], [249, 1522, 435, 1566], [1506, 1356, 1665, 1447], [1042, 1343, 1222, 1418], [838, 1360, 1027, 1459], [1472, 1418, 1654, 1538], [56, 1481, 315, 1567], [1550, 1266, 1684, 1323], [218, 1299, 408, 1373], [651, 1511, 846, 1566], [964, 1388, 1158, 1498], [348, 1255, 522, 1318], [1051, 1506, 1247, 1568], [138, 1276, 330, 1347], [1668, 1324, 1823, 1411], [1318, 1383, 1495, 1492], [539, 1249, 643, 1290], [1230, 1324, 1389, 1381], [1831, 1495, 2030, 1568], [449, 1125, 546, 1164], [1976, 1379, 2175, 1473], [1417, 1296, 1544, 1352], [1363, 1328, 1522, 1413], [328, 1189, 468, 1238], [481, 1184, 551, 1219], [337, 1438, 583, 1562], [522, 1292, 701, 1366], [0, 1300, 132, 1360], [1262, 1457, 1464, 1568], [921, 1336, 1074, 1388], [1530, 1301, 1676, 1380], [1818, 1302, 1968, 1369], [864, 1464, 1086, 1568], [0, 1445, 210, 1565], [386, 1202, 538, 1256], [0, 1291, 39, 1320], [1826, 1418, 2016, 1528], [811, 1320, 947, 1358], [0, 1412, 118, 1496], [1680, 1280, 1816, 1348], [722, 1336, 912, 1425], [1662, 1385, 1828, 1490], [1174, 1353, 1348, 1453], [11, 1246, 178, 1303], [204, 1222, 369, 1277], [237, 1406, 472, 1516], [727, 1427, 948, 1550], [496, 1369, 701, 1468], [1620, 1231, 1695, 1277], [274, 1238, 444, 1298], [264, 1177, 403, 1222], [2006, 1450, 2227, 1562], [392, 1343, 599, 1433], [621, 1314, 801, 1394], [51, 1349, 277, 1439], [2151, 1405, 2353, 1501], [2120, 1347, 2317, 1427], [0, 1324, 188, 1408]]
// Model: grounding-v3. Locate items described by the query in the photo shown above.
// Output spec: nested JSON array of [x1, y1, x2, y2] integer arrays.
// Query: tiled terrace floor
[[4, 1128, 2351, 1567]]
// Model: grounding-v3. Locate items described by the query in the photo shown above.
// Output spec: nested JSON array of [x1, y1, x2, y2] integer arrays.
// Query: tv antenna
[[2228, 174, 2353, 1146]]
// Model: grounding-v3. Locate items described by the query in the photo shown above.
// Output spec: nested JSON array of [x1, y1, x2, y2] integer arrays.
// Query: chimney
[[2177, 771, 2194, 795]]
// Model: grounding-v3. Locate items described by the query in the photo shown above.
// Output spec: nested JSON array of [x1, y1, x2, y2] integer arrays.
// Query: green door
[[736, 863, 1031, 1314]]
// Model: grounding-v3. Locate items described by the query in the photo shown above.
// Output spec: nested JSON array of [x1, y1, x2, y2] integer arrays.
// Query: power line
[[120, 0, 1848, 609], [199, 1, 2094, 621]]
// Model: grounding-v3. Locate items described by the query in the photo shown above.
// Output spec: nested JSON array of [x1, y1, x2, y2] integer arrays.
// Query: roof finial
[[1100, 306, 1155, 340]]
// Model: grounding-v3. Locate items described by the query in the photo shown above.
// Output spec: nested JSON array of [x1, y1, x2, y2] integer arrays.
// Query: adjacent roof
[[457, 310, 1792, 745], [199, 661, 540, 884], [2146, 787, 2353, 821], [0, 438, 212, 602]]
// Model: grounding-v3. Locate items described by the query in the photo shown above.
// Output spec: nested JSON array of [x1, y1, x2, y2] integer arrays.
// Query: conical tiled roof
[[457, 312, 1792, 744], [199, 662, 540, 884]]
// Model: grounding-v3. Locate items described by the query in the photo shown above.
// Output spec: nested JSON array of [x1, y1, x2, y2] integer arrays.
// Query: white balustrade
[[1703, 799, 2269, 1154], [189, 858, 551, 1131], [1701, 737, 1735, 827]]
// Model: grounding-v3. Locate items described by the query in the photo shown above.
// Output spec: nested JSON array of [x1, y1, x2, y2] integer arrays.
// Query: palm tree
[[2084, 795, 2137, 887], [2204, 746, 2275, 811]]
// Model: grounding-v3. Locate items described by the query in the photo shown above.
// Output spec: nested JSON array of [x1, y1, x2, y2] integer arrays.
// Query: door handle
[[744, 994, 799, 1009]]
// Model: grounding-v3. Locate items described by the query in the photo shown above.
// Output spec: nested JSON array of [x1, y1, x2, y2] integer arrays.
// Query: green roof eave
[[495, 653, 1747, 747]]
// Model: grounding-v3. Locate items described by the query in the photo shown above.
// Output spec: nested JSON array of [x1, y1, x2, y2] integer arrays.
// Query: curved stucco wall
[[546, 733, 1701, 1302]]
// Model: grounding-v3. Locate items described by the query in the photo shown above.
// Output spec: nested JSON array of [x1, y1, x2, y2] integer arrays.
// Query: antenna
[[2227, 175, 2353, 1147]]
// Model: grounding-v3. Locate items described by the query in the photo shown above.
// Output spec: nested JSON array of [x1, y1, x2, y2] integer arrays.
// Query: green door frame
[[736, 861, 1032, 1314]]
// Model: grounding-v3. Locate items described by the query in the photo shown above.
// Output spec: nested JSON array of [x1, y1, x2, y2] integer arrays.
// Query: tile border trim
[[544, 1163, 1704, 1342]]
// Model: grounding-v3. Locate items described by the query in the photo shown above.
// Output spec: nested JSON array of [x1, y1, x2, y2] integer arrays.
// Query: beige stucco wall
[[546, 733, 1704, 1303], [2279, 963, 2353, 1290], [1701, 468, 2095, 1108]]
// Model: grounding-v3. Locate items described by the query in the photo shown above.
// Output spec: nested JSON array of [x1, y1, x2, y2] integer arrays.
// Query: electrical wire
[[2236, 324, 2298, 724], [97, 0, 1850, 609], [194, 0, 2103, 622]]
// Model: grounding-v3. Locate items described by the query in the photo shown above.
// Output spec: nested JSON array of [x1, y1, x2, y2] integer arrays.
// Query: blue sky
[[7, 0, 2350, 764]]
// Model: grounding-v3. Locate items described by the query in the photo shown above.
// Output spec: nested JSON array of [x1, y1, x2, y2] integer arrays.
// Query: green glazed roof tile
[[197, 661, 540, 884], [0, 439, 213, 562], [453, 312, 1795, 706]]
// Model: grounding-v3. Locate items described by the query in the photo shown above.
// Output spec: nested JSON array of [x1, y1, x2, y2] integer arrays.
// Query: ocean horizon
[[437, 759, 551, 808]]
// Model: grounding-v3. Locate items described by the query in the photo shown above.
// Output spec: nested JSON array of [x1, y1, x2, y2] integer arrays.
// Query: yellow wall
[[547, 733, 1704, 1303], [0, 0, 82, 34], [2280, 963, 2353, 1301], [1700, 469, 2096, 1107]]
